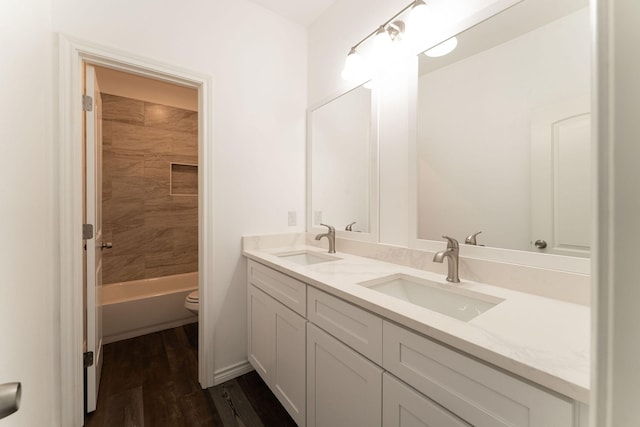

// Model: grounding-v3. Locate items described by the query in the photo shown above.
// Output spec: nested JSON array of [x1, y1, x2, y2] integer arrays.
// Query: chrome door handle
[[100, 242, 113, 250], [0, 382, 21, 420]]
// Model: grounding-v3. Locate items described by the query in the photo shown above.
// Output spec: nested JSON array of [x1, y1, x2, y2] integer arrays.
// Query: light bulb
[[341, 48, 366, 82], [407, 0, 429, 39], [371, 26, 392, 67], [424, 36, 458, 57]]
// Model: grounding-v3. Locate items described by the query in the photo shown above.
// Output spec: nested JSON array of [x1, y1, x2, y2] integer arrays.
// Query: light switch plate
[[288, 211, 297, 226], [314, 211, 322, 225]]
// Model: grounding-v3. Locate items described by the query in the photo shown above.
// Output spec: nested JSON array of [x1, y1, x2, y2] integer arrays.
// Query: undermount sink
[[275, 250, 341, 266], [358, 274, 503, 322]]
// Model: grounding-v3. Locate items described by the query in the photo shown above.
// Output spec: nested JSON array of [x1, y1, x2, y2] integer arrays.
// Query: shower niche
[[170, 163, 198, 196]]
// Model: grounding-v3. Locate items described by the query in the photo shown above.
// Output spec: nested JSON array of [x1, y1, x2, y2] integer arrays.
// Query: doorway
[[84, 64, 202, 413], [59, 36, 215, 427]]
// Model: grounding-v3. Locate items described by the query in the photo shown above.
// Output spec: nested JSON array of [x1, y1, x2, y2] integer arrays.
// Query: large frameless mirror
[[308, 83, 378, 239], [413, 0, 591, 270]]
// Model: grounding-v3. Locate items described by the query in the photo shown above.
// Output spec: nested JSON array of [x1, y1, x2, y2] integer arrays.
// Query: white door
[[85, 64, 105, 413], [531, 97, 591, 257]]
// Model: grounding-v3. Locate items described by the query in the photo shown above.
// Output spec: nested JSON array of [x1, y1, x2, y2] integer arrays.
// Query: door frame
[[58, 34, 216, 426]]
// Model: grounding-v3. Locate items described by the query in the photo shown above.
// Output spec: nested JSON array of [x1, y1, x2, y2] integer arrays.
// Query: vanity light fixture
[[341, 0, 433, 82]]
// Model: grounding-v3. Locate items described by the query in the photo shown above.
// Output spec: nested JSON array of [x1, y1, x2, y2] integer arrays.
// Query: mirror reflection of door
[[531, 97, 591, 257]]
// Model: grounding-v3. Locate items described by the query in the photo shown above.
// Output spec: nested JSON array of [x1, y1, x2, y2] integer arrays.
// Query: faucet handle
[[320, 223, 335, 233], [464, 231, 482, 245], [345, 222, 356, 231], [441, 235, 459, 249]]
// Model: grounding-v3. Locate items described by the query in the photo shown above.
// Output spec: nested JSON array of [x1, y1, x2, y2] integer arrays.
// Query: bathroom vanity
[[243, 239, 590, 427]]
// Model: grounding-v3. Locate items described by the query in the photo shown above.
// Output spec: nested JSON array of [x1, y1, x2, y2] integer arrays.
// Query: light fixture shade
[[371, 26, 392, 66], [341, 49, 367, 82], [424, 36, 458, 57], [407, 0, 429, 37]]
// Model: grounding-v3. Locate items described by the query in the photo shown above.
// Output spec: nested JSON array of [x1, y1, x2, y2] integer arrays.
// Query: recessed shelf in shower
[[170, 162, 198, 196]]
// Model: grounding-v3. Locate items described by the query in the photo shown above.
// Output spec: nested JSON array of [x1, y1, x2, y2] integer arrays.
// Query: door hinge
[[83, 351, 94, 368], [82, 95, 93, 112], [83, 224, 94, 240]]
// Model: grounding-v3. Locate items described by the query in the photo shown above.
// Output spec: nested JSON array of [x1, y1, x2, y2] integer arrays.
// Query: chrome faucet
[[315, 223, 336, 253], [433, 236, 460, 283], [464, 231, 482, 246]]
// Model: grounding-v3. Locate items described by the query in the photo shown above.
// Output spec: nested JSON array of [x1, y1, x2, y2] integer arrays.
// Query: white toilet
[[184, 290, 199, 315]]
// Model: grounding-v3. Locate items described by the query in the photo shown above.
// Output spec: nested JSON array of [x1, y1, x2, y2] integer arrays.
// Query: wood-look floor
[[85, 324, 297, 427]]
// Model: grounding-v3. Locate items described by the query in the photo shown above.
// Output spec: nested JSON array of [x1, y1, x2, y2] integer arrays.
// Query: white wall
[[417, 8, 590, 251], [52, 0, 307, 377], [0, 0, 60, 425]]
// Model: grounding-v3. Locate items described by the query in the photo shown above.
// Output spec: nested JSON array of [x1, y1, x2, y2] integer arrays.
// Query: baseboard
[[103, 317, 197, 345], [213, 360, 254, 385]]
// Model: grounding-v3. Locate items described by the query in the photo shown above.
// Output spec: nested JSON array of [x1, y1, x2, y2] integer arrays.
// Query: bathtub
[[102, 272, 198, 344]]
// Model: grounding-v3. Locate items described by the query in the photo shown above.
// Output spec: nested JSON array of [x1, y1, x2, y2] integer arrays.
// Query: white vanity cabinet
[[247, 261, 306, 426], [307, 323, 383, 427], [246, 258, 588, 427]]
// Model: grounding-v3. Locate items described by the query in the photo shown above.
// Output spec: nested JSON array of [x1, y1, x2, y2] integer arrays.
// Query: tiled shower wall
[[101, 93, 198, 284]]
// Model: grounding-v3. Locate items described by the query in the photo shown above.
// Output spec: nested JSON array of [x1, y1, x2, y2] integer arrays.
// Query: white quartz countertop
[[243, 245, 590, 403]]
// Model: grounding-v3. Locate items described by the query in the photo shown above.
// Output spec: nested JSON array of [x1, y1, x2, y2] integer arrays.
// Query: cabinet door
[[383, 373, 470, 427], [273, 300, 306, 426], [307, 323, 382, 427], [249, 284, 306, 426], [248, 284, 274, 382]]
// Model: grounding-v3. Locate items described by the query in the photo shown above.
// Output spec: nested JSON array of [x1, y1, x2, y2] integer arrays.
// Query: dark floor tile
[[178, 389, 222, 427], [209, 380, 251, 427], [142, 381, 185, 427], [162, 328, 200, 396], [85, 325, 292, 427], [184, 321, 199, 349], [103, 386, 144, 427], [107, 336, 145, 394], [236, 371, 297, 427]]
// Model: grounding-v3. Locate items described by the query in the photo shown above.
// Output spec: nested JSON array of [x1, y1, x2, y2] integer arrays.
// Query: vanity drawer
[[383, 373, 470, 427], [307, 286, 383, 364], [247, 260, 306, 316], [383, 321, 574, 427]]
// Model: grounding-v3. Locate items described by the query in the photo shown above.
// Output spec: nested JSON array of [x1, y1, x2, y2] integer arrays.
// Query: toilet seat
[[184, 290, 199, 314], [186, 290, 199, 303]]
